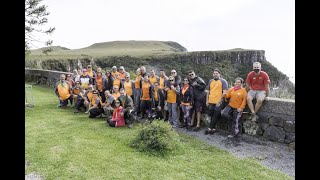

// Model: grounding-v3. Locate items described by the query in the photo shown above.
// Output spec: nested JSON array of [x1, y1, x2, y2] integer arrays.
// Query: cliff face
[[25, 49, 294, 98], [187, 50, 265, 65]]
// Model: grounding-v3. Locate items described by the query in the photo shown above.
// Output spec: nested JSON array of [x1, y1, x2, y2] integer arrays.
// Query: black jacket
[[180, 85, 194, 106], [152, 88, 165, 108], [188, 76, 206, 101], [104, 76, 114, 91]]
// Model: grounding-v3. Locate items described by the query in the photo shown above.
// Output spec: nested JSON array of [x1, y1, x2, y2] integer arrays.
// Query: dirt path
[[174, 127, 295, 177]]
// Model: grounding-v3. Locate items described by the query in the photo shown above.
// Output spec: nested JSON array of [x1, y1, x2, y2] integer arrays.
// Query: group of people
[[55, 62, 270, 137]]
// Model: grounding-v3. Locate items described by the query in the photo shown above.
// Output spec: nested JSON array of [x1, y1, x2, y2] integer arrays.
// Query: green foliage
[[130, 121, 182, 156], [25, 0, 55, 54]]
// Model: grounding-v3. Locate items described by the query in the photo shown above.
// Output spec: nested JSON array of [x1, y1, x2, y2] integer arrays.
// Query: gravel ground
[[174, 127, 295, 177]]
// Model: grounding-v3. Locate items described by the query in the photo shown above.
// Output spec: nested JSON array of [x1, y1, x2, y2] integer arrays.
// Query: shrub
[[130, 121, 181, 156]]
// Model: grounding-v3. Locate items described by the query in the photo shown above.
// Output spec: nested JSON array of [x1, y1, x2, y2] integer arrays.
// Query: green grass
[[26, 85, 293, 179]]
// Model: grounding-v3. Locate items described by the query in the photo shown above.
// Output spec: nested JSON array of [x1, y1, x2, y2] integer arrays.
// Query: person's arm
[[265, 83, 270, 100], [190, 86, 194, 107], [224, 88, 232, 99], [239, 89, 247, 111], [157, 89, 163, 108], [263, 72, 271, 100], [194, 77, 206, 91], [55, 82, 60, 97], [174, 85, 180, 95], [206, 80, 211, 106], [245, 73, 251, 91]]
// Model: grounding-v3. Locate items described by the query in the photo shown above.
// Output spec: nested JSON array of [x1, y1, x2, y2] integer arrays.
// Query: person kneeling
[[88, 90, 104, 118], [107, 100, 125, 127]]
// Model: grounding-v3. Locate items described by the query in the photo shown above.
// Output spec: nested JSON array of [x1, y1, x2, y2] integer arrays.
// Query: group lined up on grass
[[55, 62, 271, 137]]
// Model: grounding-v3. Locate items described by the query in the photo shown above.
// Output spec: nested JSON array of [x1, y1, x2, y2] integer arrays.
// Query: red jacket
[[111, 106, 125, 127]]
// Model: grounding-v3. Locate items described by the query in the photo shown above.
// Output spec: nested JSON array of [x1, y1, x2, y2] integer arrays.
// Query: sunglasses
[[189, 74, 194, 77], [169, 79, 174, 81], [171, 72, 176, 74], [184, 80, 188, 81], [115, 102, 120, 104]]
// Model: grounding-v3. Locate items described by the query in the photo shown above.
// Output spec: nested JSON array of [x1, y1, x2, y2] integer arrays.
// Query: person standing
[[95, 67, 106, 102], [245, 62, 271, 122], [188, 70, 206, 131], [79, 69, 92, 90], [204, 69, 228, 135], [221, 77, 247, 138], [180, 77, 194, 130], [164, 76, 180, 127], [149, 69, 159, 85], [123, 74, 134, 101], [139, 75, 154, 119]]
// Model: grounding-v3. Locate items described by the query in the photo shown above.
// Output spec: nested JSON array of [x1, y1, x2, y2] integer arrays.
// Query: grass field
[[25, 85, 293, 179]]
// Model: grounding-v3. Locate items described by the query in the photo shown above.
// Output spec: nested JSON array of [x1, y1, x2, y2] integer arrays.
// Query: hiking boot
[[178, 124, 185, 128], [251, 114, 259, 122], [248, 113, 255, 120], [210, 129, 217, 135], [57, 104, 62, 108], [204, 129, 210, 135], [74, 109, 79, 113], [193, 127, 200, 132], [227, 134, 234, 138]]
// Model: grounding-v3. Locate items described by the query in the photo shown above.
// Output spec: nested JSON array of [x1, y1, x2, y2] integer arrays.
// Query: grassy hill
[[29, 41, 188, 59]]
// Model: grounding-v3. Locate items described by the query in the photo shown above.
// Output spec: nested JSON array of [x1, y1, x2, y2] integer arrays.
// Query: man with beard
[[204, 69, 228, 135]]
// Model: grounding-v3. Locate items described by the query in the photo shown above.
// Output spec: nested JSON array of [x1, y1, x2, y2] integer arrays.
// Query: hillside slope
[[29, 41, 188, 58]]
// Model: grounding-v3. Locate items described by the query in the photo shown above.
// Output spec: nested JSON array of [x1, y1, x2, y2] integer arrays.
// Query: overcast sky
[[30, 0, 295, 83]]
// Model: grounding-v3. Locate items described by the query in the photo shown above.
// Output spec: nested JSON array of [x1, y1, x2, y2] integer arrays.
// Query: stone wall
[[202, 97, 295, 149], [25, 69, 73, 87], [25, 69, 295, 149]]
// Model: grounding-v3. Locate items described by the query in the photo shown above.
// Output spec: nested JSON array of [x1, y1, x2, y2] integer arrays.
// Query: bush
[[130, 121, 181, 156]]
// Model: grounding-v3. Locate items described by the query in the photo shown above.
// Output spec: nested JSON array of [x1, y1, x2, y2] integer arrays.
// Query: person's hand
[[164, 87, 169, 91], [170, 85, 174, 89], [189, 105, 193, 109], [215, 101, 221, 107], [152, 108, 156, 110], [157, 106, 161, 111], [180, 104, 183, 108], [237, 108, 243, 112], [265, 97, 269, 101], [120, 112, 124, 116], [192, 81, 197, 86], [206, 102, 209, 107], [59, 97, 62, 101]]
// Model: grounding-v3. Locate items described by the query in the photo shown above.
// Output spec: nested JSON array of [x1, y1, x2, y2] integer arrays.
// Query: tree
[[25, 0, 55, 55]]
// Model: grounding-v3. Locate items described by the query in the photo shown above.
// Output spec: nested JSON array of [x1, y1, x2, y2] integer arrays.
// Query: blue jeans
[[168, 103, 178, 126], [134, 88, 141, 113]]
